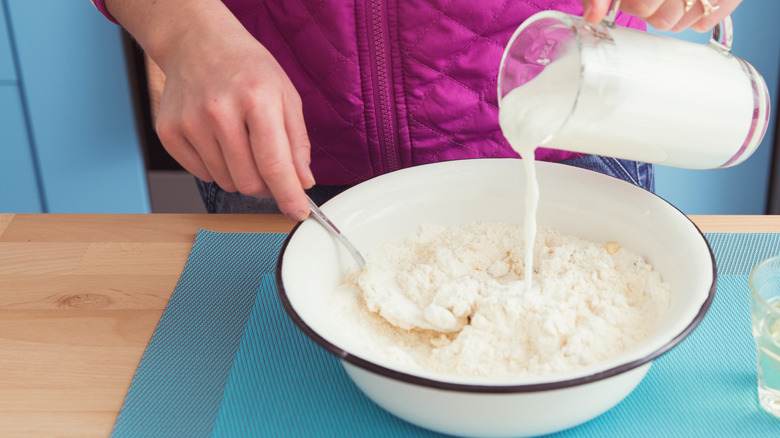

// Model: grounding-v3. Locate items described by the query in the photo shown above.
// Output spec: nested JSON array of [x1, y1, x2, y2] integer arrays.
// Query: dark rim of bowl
[[275, 180, 717, 394]]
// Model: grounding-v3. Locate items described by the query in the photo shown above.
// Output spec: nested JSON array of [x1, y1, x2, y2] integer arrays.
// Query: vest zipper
[[367, 0, 400, 173]]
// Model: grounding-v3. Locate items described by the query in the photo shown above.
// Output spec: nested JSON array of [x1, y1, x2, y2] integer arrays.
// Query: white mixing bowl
[[277, 158, 715, 437]]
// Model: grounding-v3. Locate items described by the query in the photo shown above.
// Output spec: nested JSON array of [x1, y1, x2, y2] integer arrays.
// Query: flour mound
[[329, 222, 670, 378]]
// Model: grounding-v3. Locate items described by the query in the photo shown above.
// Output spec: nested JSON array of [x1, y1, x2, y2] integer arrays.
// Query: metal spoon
[[307, 195, 366, 269]]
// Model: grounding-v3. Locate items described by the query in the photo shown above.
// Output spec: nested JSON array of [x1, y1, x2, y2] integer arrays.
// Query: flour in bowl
[[327, 222, 670, 377]]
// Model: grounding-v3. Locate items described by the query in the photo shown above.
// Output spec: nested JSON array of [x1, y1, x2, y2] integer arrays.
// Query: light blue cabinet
[[0, 0, 15, 82], [0, 86, 41, 212], [1, 2, 40, 212], [1, 0, 149, 213], [650, 3, 780, 214]]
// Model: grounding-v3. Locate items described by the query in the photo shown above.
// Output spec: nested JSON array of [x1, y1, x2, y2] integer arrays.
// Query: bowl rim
[[275, 161, 717, 393]]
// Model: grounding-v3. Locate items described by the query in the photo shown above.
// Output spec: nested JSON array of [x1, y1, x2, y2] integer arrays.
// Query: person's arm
[[103, 0, 314, 220], [582, 0, 742, 32]]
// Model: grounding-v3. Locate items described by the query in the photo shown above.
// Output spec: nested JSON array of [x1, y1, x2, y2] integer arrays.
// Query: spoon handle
[[307, 196, 366, 269]]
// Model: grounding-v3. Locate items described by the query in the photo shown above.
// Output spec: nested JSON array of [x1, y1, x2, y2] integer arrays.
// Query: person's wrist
[[104, 0, 232, 74]]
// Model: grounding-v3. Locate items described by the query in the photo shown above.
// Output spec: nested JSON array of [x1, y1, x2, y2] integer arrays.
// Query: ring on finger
[[685, 0, 720, 16], [699, 0, 719, 16]]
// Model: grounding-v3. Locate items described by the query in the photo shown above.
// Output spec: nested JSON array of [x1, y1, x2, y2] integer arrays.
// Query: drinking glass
[[750, 254, 780, 418]]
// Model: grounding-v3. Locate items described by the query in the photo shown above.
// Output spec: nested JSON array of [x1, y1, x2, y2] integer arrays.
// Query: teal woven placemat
[[111, 230, 780, 437]]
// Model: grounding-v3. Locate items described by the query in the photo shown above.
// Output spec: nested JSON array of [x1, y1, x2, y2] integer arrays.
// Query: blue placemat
[[111, 230, 780, 437]]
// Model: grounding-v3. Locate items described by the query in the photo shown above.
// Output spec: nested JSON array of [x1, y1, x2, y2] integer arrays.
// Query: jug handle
[[604, 0, 733, 53], [710, 16, 733, 52], [603, 0, 622, 25]]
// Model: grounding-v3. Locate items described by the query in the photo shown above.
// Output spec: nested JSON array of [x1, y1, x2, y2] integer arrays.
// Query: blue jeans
[[558, 155, 654, 192], [195, 156, 654, 213], [195, 179, 351, 214]]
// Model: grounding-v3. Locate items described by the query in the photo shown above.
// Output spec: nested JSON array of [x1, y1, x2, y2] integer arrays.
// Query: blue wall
[[649, 3, 780, 214], [1, 0, 150, 213]]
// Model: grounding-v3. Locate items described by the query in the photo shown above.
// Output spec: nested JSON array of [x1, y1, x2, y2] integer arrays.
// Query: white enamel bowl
[[276, 159, 715, 437]]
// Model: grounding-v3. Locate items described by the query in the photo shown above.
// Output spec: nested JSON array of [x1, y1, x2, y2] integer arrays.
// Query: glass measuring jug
[[498, 1, 770, 169]]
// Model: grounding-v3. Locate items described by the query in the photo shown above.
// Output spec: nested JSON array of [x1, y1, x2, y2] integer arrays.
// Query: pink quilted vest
[[94, 0, 644, 186]]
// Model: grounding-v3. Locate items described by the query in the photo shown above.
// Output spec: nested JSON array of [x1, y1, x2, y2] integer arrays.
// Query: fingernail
[[288, 209, 310, 222], [582, 0, 592, 20], [306, 168, 316, 188]]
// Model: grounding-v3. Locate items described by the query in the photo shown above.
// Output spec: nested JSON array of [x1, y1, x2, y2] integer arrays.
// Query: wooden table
[[1, 214, 778, 437]]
